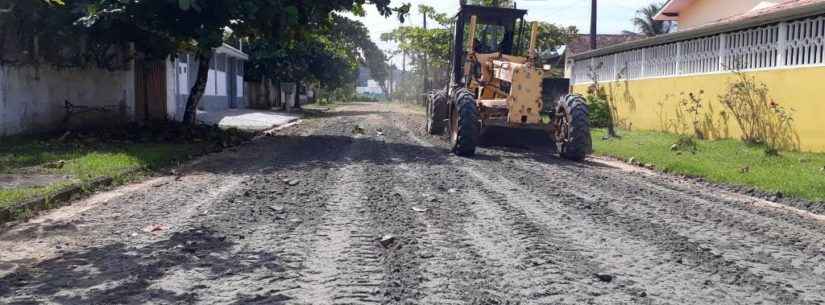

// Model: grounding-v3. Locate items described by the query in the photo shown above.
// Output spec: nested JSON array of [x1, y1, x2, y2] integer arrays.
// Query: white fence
[[572, 14, 825, 84]]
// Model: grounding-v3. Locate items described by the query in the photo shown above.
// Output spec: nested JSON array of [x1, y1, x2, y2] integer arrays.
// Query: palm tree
[[632, 2, 672, 36]]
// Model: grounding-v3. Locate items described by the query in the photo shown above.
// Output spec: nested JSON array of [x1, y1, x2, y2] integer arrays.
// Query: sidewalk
[[197, 109, 302, 132]]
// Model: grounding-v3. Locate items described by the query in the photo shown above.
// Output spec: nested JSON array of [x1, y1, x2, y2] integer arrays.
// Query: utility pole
[[590, 0, 598, 50]]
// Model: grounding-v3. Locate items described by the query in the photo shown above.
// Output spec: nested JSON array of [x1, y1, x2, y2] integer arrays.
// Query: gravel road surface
[[2, 102, 824, 305]]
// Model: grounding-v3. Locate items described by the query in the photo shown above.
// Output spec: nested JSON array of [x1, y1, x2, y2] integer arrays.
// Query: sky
[[353, 0, 661, 66]]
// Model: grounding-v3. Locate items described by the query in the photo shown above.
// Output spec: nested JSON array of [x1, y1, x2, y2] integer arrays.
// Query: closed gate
[[135, 59, 168, 121]]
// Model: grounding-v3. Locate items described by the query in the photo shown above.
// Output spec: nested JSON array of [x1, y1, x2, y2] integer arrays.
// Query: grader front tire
[[450, 90, 480, 157]]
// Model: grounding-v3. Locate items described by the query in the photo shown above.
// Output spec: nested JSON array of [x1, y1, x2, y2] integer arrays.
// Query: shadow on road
[[184, 132, 454, 177], [0, 228, 291, 305]]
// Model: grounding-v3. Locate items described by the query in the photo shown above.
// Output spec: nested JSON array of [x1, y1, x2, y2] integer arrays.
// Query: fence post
[[590, 57, 595, 83], [777, 22, 788, 67], [640, 48, 646, 77], [718, 33, 727, 71], [676, 42, 682, 76], [571, 60, 576, 84]]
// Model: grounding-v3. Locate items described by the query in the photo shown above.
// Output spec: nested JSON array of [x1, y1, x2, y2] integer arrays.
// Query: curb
[[0, 170, 135, 226]]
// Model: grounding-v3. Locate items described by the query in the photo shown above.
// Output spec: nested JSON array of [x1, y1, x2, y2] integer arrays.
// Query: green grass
[[591, 129, 825, 202], [0, 136, 205, 209]]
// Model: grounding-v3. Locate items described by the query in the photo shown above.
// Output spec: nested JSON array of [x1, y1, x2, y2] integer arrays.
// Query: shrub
[[672, 135, 698, 153], [585, 85, 612, 128], [719, 71, 798, 151]]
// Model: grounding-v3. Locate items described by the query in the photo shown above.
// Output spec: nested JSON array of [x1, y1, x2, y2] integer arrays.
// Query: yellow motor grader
[[425, 3, 591, 161]]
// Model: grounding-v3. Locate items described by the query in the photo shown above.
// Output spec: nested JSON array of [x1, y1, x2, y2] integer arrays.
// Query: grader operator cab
[[425, 3, 591, 161]]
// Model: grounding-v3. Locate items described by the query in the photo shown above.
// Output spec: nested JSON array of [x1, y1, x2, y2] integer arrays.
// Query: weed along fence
[[569, 7, 825, 153]]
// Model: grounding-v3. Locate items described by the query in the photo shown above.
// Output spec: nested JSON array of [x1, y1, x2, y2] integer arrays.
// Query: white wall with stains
[[0, 65, 135, 136]]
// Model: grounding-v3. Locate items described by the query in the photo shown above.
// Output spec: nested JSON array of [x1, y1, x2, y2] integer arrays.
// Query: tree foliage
[[632, 2, 672, 37], [516, 22, 578, 57], [380, 5, 453, 95], [245, 14, 389, 95], [0, 0, 131, 68], [74, 0, 408, 123]]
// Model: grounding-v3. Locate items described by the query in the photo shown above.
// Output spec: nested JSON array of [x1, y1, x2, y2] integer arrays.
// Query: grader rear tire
[[426, 90, 448, 135], [555, 94, 592, 161], [450, 89, 479, 156]]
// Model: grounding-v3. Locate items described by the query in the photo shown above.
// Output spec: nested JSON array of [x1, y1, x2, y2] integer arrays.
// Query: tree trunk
[[607, 116, 617, 137], [182, 51, 213, 125], [607, 100, 618, 137], [294, 83, 301, 109]]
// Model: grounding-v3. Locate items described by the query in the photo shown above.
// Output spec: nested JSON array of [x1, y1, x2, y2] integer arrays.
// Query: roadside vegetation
[[0, 124, 253, 210], [591, 128, 825, 201]]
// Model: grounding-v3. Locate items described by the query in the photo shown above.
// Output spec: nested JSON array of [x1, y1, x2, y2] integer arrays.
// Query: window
[[216, 54, 226, 72]]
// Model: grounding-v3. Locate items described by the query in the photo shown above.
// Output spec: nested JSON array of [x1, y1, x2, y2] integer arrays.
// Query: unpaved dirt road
[[2, 102, 825, 305]]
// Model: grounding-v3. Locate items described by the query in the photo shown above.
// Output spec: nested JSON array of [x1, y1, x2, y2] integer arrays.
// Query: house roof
[[565, 34, 645, 56], [655, 0, 825, 23], [654, 0, 694, 21], [215, 44, 249, 61], [573, 0, 825, 60], [709, 0, 825, 25]]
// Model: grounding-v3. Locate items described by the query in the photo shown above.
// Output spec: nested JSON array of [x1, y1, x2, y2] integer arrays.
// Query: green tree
[[245, 14, 390, 101], [381, 5, 455, 96], [78, 0, 408, 124], [632, 2, 672, 36], [0, 0, 132, 69], [516, 22, 578, 58]]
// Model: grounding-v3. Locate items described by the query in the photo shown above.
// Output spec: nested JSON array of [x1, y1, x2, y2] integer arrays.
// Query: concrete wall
[[572, 65, 825, 152], [0, 65, 134, 136], [679, 0, 781, 29]]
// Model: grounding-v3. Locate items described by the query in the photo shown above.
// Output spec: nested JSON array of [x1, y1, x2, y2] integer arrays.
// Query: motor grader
[[425, 3, 591, 161]]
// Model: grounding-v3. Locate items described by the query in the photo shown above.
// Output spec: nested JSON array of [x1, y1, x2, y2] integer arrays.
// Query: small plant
[[764, 146, 779, 157], [672, 135, 698, 154], [719, 71, 798, 152], [678, 90, 705, 140]]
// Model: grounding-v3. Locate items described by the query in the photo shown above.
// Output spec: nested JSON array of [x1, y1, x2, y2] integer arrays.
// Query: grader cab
[[425, 3, 591, 161]]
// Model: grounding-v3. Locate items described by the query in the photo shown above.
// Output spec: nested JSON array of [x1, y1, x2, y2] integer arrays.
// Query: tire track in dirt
[[390, 162, 511, 304], [98, 115, 354, 304], [499, 156, 825, 304], [197, 113, 388, 304], [385, 111, 648, 304], [461, 163, 763, 304], [381, 108, 538, 303], [289, 163, 382, 304], [289, 111, 424, 304], [387, 105, 798, 304]]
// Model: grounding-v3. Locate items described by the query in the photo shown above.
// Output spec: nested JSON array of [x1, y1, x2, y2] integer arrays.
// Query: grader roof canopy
[[450, 4, 529, 86], [456, 4, 527, 26]]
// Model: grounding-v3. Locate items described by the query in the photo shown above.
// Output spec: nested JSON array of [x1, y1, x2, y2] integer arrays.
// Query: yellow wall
[[572, 66, 825, 152], [679, 0, 781, 29]]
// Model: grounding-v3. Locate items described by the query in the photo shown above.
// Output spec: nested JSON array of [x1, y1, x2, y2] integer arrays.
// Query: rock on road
[[2, 102, 825, 305]]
